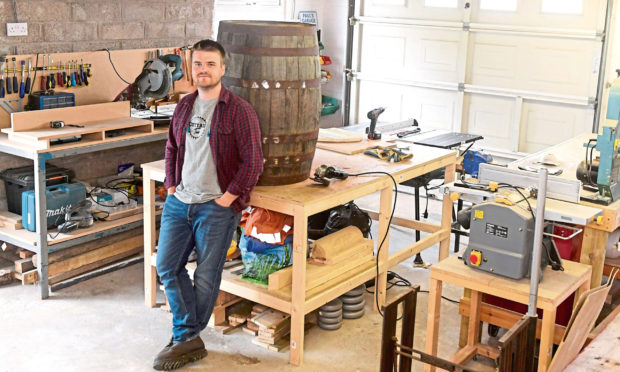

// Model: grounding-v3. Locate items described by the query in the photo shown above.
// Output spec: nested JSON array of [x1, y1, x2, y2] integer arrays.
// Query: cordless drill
[[366, 107, 385, 140]]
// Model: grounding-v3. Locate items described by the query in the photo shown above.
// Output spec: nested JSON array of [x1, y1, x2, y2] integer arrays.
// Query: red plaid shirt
[[164, 87, 263, 213]]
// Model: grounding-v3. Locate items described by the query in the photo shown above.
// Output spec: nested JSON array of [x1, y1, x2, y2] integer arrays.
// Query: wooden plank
[[251, 309, 290, 329], [93, 206, 142, 221], [8, 101, 130, 132], [581, 226, 608, 288], [18, 249, 34, 259], [310, 241, 374, 265], [14, 257, 34, 273], [14, 269, 38, 285], [317, 128, 363, 143], [315, 139, 395, 155], [0, 269, 13, 285], [268, 254, 374, 291], [227, 300, 254, 324], [0, 210, 22, 230], [311, 225, 365, 260]]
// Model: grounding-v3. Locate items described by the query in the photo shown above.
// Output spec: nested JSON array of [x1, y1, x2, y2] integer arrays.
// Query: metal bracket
[[349, 16, 359, 26], [345, 68, 358, 82], [0, 98, 23, 115]]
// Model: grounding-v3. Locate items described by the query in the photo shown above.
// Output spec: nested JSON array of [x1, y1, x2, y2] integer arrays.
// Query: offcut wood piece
[[14, 257, 34, 273], [0, 269, 13, 285], [0, 210, 22, 230], [13, 269, 38, 285], [315, 138, 395, 155], [228, 300, 254, 325], [311, 225, 364, 260], [93, 205, 143, 221], [252, 308, 290, 330], [548, 268, 618, 372], [268, 253, 375, 291], [251, 323, 314, 352], [310, 239, 374, 265], [317, 128, 363, 143], [18, 249, 34, 259]]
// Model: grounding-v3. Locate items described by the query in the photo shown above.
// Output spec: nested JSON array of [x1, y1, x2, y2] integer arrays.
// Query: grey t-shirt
[[173, 97, 223, 204]]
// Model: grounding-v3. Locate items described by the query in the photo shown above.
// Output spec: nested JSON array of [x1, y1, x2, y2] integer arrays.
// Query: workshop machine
[[577, 121, 620, 205], [449, 163, 601, 281], [115, 54, 183, 111]]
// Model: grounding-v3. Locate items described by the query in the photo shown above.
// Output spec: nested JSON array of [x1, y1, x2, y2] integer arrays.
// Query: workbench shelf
[[0, 129, 167, 299]]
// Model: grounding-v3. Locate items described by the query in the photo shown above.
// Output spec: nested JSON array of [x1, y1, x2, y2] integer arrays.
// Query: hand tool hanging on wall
[[66, 62, 72, 88], [75, 61, 82, 86], [40, 55, 46, 90], [6, 58, 12, 94], [56, 61, 63, 87], [49, 57, 55, 89], [45, 56, 52, 90], [62, 62, 68, 88], [0, 60, 5, 98], [19, 60, 25, 98], [71, 61, 77, 87], [81, 59, 88, 86], [24, 58, 31, 94], [11, 58, 17, 94]]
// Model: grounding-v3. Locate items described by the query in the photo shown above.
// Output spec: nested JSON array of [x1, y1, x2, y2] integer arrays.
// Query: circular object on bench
[[319, 298, 343, 312], [343, 308, 365, 319], [318, 314, 343, 324], [318, 309, 343, 319], [342, 300, 365, 312], [341, 293, 365, 304], [318, 320, 342, 330], [343, 284, 365, 297]]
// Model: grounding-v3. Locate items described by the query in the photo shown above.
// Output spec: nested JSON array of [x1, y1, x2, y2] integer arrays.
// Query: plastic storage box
[[27, 91, 75, 110], [1, 165, 74, 215], [21, 183, 86, 231]]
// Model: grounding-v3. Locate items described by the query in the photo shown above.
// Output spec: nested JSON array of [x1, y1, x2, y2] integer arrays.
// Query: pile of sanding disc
[[317, 284, 366, 330]]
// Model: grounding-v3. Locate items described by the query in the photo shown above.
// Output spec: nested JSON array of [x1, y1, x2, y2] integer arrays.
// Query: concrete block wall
[[0, 0, 214, 55]]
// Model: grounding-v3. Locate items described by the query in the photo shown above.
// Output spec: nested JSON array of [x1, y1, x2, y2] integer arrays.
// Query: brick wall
[[0, 0, 215, 55]]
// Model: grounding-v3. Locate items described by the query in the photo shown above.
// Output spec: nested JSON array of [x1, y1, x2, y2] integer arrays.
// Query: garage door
[[349, 0, 608, 153]]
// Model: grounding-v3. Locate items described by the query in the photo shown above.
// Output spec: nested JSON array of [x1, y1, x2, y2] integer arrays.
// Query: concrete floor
[[0, 188, 496, 372]]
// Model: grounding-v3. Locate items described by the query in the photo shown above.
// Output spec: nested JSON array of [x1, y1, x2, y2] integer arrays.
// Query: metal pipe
[[344, 0, 356, 126], [593, 0, 614, 133], [528, 168, 548, 316]]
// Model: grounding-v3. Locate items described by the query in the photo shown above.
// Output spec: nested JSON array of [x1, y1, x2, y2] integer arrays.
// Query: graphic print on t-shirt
[[188, 114, 208, 139]]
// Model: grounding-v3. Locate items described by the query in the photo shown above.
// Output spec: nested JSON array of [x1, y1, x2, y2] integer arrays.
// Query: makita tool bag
[[21, 183, 86, 231]]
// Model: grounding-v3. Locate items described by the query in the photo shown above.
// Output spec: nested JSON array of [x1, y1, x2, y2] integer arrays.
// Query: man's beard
[[196, 75, 221, 90]]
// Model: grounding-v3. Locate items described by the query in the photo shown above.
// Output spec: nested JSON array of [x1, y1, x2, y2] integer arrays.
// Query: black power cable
[[104, 48, 131, 85]]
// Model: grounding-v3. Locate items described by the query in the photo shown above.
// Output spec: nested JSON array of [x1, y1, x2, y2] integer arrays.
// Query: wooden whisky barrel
[[217, 20, 321, 186]]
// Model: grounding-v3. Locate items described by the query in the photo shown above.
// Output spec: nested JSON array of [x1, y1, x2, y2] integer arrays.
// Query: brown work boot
[[153, 336, 208, 370]]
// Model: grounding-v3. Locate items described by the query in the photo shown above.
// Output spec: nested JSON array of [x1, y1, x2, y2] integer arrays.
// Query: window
[[480, 0, 517, 12], [424, 0, 457, 8], [541, 0, 583, 15]]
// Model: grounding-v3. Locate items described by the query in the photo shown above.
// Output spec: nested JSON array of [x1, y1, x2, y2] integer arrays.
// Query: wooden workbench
[[509, 132, 620, 288], [425, 255, 591, 372], [142, 146, 456, 366]]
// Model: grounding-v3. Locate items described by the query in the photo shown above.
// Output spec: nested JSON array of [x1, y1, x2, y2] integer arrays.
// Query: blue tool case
[[21, 183, 86, 231]]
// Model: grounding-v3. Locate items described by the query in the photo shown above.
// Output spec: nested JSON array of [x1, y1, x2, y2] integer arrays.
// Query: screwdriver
[[19, 60, 25, 98], [24, 58, 31, 94], [6, 59, 11, 94], [45, 56, 52, 90], [11, 58, 17, 94], [67, 62, 72, 88], [40, 55, 46, 90], [50, 57, 56, 89], [56, 61, 63, 87], [81, 59, 89, 86], [61, 62, 67, 87], [71, 61, 77, 87], [0, 60, 4, 98]]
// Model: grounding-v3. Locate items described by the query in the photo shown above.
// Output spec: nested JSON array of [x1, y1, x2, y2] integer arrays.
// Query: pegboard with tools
[[0, 47, 195, 130]]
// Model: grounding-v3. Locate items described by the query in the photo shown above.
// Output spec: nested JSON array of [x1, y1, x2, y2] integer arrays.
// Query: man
[[154, 39, 263, 370]]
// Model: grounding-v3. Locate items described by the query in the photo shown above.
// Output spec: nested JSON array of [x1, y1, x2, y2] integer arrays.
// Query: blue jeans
[[156, 195, 240, 343]]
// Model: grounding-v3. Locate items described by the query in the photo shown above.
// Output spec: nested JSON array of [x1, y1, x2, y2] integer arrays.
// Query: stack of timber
[[31, 227, 144, 286], [0, 242, 37, 285], [251, 309, 316, 352], [0, 211, 22, 230], [243, 303, 268, 336], [268, 225, 375, 291]]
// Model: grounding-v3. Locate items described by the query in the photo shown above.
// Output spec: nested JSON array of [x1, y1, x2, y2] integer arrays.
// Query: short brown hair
[[191, 39, 226, 64]]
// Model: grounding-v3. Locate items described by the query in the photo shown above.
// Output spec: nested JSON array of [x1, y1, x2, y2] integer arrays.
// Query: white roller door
[[350, 0, 608, 154]]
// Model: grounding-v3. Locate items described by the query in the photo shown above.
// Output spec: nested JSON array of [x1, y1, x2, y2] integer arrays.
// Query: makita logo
[[46, 204, 71, 217]]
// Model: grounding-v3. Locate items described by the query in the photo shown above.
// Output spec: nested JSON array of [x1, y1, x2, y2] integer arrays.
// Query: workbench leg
[[538, 308, 556, 372], [424, 278, 443, 372], [439, 164, 456, 260], [458, 288, 471, 348], [467, 291, 482, 346], [574, 278, 591, 311], [289, 209, 308, 366], [581, 226, 608, 288], [375, 186, 392, 312], [35, 155, 49, 299], [143, 175, 157, 307]]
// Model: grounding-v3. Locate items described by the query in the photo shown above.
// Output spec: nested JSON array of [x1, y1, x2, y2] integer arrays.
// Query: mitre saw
[[122, 54, 184, 110]]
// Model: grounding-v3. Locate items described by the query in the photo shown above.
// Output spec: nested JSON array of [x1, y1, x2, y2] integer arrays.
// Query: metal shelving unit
[[0, 131, 167, 298]]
